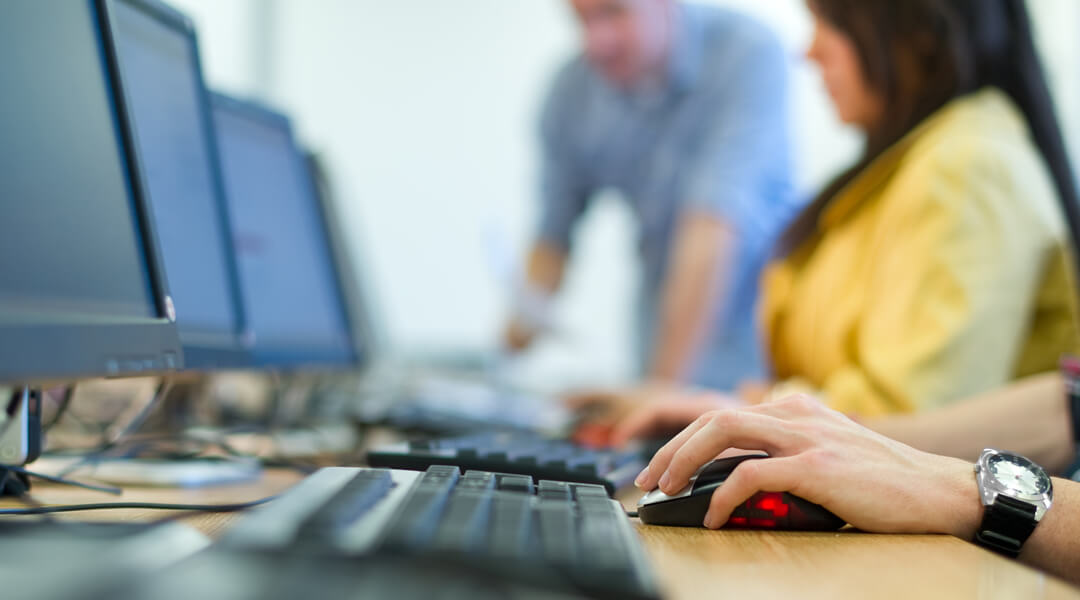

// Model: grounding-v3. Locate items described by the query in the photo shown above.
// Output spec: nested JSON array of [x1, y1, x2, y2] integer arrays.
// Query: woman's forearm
[[865, 373, 1076, 474]]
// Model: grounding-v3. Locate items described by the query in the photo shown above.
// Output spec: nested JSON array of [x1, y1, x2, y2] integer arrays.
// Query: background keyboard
[[217, 465, 659, 599], [366, 432, 646, 494]]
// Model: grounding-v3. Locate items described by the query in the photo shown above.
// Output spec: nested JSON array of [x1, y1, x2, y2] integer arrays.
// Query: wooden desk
[[5, 470, 1079, 600]]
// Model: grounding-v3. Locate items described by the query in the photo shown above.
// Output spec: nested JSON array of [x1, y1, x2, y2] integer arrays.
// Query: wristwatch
[[973, 448, 1053, 558]]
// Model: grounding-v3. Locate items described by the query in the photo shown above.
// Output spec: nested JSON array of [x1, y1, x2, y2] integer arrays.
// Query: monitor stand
[[0, 386, 43, 496]]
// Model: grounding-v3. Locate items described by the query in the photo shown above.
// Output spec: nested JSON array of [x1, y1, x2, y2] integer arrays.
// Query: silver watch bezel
[[974, 448, 1053, 522]]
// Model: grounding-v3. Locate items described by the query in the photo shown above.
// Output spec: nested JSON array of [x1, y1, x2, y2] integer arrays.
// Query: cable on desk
[[0, 463, 121, 497], [42, 384, 76, 432], [0, 495, 276, 516], [48, 427, 323, 477], [4, 464, 122, 495]]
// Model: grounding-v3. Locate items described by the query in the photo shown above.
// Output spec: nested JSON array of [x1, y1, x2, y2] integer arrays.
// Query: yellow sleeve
[[822, 146, 1051, 416]]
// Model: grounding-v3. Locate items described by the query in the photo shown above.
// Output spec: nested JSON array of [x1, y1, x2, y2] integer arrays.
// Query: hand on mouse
[[633, 394, 982, 538]]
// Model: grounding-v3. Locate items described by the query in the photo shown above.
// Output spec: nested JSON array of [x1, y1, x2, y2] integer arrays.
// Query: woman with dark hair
[[756, 0, 1080, 415], [625, 4, 1080, 574], [573, 0, 1080, 432]]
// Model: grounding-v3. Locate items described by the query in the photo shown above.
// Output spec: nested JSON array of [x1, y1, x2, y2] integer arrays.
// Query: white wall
[[260, 0, 860, 385], [265, 1, 635, 384], [1029, 0, 1080, 167], [176, 0, 1080, 387], [167, 0, 261, 96]]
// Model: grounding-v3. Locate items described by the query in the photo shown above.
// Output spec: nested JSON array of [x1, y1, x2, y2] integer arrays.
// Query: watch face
[[988, 453, 1051, 496]]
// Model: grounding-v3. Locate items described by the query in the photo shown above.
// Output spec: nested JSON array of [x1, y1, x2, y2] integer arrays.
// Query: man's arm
[[503, 241, 568, 351], [1020, 477, 1080, 583], [633, 395, 1080, 585], [506, 59, 590, 352], [865, 373, 1077, 474], [648, 214, 737, 381], [648, 22, 791, 383]]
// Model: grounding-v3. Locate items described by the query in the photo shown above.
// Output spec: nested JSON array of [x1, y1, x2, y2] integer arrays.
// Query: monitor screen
[[211, 95, 355, 368], [104, 0, 248, 369], [0, 0, 181, 382], [304, 151, 375, 367]]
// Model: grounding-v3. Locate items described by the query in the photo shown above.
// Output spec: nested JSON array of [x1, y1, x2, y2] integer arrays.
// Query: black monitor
[[99, 0, 251, 370], [210, 94, 357, 370], [304, 151, 378, 369], [0, 0, 183, 384]]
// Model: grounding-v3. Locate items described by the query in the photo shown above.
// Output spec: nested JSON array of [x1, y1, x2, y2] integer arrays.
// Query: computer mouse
[[637, 454, 845, 530]]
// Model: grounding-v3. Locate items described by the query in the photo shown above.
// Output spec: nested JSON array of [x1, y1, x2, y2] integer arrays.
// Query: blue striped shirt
[[537, 4, 799, 389]]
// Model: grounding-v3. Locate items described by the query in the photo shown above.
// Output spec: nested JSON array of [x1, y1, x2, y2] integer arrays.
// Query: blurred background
[[168, 0, 1080, 387]]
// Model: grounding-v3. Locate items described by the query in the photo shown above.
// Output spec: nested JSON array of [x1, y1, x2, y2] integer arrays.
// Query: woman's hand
[[608, 393, 738, 446], [634, 394, 982, 537], [565, 382, 690, 426], [565, 383, 737, 447]]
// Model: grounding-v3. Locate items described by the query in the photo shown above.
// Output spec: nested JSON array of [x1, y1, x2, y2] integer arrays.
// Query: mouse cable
[[0, 495, 276, 516]]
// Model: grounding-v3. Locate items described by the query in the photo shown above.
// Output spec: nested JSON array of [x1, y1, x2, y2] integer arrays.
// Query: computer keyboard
[[366, 432, 646, 494], [215, 465, 658, 599]]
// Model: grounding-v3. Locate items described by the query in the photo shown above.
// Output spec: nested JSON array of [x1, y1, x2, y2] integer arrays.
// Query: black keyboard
[[356, 371, 574, 435], [211, 466, 659, 599], [366, 432, 645, 494]]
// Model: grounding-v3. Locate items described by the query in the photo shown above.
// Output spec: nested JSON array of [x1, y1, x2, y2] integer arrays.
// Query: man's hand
[[503, 318, 539, 352], [501, 242, 567, 353], [634, 395, 982, 537]]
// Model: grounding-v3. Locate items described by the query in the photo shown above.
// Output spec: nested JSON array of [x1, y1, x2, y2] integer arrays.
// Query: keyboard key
[[537, 480, 571, 501], [431, 487, 494, 553], [495, 474, 533, 494], [571, 483, 609, 500], [536, 501, 577, 565], [487, 492, 534, 559], [297, 470, 393, 538], [366, 432, 645, 495], [381, 467, 459, 549], [459, 470, 495, 488]]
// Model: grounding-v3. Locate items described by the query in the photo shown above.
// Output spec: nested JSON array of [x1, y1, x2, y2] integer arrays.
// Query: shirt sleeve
[[818, 145, 1055, 416], [535, 61, 591, 252], [683, 27, 791, 237]]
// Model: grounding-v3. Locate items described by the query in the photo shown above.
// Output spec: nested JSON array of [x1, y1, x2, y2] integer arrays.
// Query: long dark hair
[[781, 0, 1080, 260]]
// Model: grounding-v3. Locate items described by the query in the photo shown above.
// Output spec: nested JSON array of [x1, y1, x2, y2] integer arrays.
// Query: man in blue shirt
[[504, 0, 797, 390]]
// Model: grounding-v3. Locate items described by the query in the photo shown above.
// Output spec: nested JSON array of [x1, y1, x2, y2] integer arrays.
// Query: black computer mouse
[[636, 454, 846, 530]]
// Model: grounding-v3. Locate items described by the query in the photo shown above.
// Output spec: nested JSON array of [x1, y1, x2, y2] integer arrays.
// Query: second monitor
[[101, 0, 251, 370], [211, 94, 358, 371]]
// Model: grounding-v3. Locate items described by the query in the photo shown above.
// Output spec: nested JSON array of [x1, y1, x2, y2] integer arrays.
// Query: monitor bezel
[[303, 151, 377, 371], [0, 0, 183, 385], [97, 0, 253, 371], [209, 92, 359, 371]]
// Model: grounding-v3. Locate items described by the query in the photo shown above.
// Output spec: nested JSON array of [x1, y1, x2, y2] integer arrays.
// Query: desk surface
[[5, 468, 1079, 600]]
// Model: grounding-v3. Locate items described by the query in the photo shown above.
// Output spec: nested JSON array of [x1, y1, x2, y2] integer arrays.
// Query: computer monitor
[[0, 0, 182, 384], [0, 1, 183, 467], [99, 0, 251, 370], [210, 94, 357, 370], [303, 151, 378, 368]]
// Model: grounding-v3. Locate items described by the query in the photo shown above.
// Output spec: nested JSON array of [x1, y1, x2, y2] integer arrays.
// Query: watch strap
[[974, 495, 1038, 558], [1059, 357, 1080, 480]]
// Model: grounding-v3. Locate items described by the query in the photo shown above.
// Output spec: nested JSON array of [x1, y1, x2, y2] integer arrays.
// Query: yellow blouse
[[760, 89, 1080, 416]]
